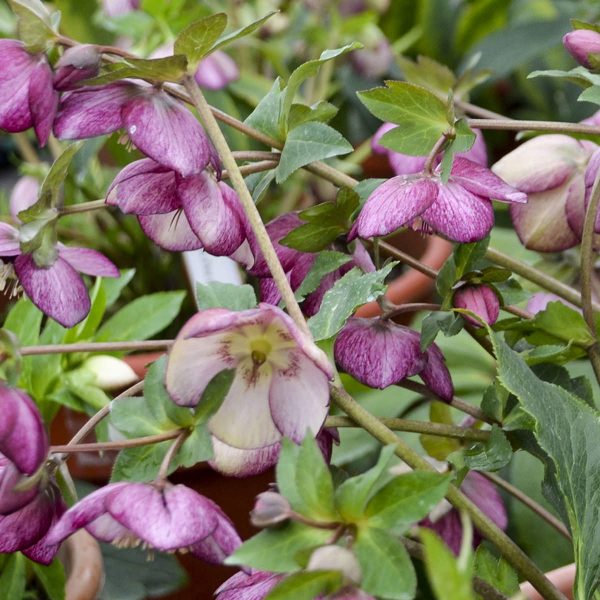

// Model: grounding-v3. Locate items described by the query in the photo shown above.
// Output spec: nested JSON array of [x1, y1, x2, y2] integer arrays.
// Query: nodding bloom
[[0, 222, 118, 327], [47, 481, 240, 564], [0, 40, 58, 146], [493, 134, 598, 251], [0, 384, 66, 565], [372, 123, 488, 175], [54, 45, 101, 91], [563, 29, 600, 69], [165, 304, 333, 476], [334, 317, 453, 401], [54, 82, 218, 177], [453, 284, 500, 327], [106, 158, 252, 265], [350, 157, 526, 244]]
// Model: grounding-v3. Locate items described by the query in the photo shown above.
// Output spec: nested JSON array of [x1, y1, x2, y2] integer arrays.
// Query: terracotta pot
[[62, 530, 104, 600], [520, 564, 575, 600]]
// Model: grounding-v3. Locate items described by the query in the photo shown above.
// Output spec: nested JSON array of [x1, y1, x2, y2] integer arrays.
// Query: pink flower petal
[[0, 222, 21, 256], [461, 471, 507, 530], [420, 343, 454, 402], [138, 211, 203, 251], [58, 246, 119, 277], [0, 40, 35, 133], [195, 51, 239, 91], [190, 501, 240, 564], [216, 571, 283, 600], [28, 58, 58, 146], [0, 457, 40, 513], [10, 175, 39, 221], [15, 254, 90, 328], [453, 285, 500, 326], [209, 437, 281, 477]]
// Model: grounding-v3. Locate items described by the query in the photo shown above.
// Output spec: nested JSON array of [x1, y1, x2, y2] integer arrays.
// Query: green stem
[[59, 199, 106, 215], [579, 168, 600, 385], [468, 118, 600, 136], [182, 76, 310, 335], [329, 384, 566, 600], [156, 431, 187, 481], [381, 302, 441, 320], [51, 429, 181, 454], [12, 132, 40, 164], [20, 339, 173, 355]]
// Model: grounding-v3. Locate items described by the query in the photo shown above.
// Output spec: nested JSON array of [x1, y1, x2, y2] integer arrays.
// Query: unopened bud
[[453, 284, 500, 327], [83, 355, 138, 391], [250, 491, 291, 527], [54, 45, 101, 90], [307, 545, 362, 585], [563, 29, 600, 69]]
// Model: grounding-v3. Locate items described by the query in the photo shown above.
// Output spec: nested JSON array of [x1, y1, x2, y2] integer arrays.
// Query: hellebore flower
[[0, 40, 58, 146], [54, 45, 101, 91], [453, 284, 500, 326], [106, 158, 252, 265], [47, 481, 240, 563], [165, 304, 333, 476], [9, 175, 39, 220], [372, 123, 488, 175], [526, 294, 578, 315], [54, 82, 218, 177], [216, 571, 284, 600], [492, 134, 597, 251], [0, 223, 118, 327], [334, 317, 453, 401], [351, 157, 526, 243], [563, 29, 600, 69]]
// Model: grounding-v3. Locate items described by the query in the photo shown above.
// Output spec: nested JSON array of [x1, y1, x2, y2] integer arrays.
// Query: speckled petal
[[58, 246, 119, 277], [0, 40, 35, 133]]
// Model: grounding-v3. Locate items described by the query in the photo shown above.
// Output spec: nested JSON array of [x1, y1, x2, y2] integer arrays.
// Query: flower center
[[250, 338, 272, 366]]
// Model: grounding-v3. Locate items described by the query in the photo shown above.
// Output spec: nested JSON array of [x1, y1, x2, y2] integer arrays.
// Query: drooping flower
[[0, 40, 58, 146], [54, 82, 218, 177], [563, 29, 600, 69], [334, 317, 453, 401], [492, 134, 597, 251], [106, 158, 252, 265], [453, 284, 500, 326], [216, 571, 284, 600], [351, 157, 526, 243], [47, 481, 240, 563], [372, 123, 488, 175], [0, 223, 118, 327], [165, 304, 333, 476], [54, 45, 101, 91]]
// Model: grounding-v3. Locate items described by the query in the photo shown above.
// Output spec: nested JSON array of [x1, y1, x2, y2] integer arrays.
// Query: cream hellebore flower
[[165, 305, 333, 476]]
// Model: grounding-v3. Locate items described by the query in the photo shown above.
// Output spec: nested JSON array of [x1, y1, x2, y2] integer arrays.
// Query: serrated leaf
[[211, 11, 277, 53], [308, 264, 394, 340], [111, 396, 165, 437], [8, 0, 56, 52], [174, 13, 228, 68], [473, 546, 519, 598], [245, 78, 285, 140], [266, 571, 342, 600], [280, 222, 345, 252], [276, 438, 303, 511], [288, 101, 338, 130], [294, 251, 353, 302], [275, 122, 352, 183], [397, 55, 456, 95], [420, 311, 463, 350], [196, 282, 257, 311], [111, 440, 171, 482], [464, 425, 512, 472], [176, 424, 213, 468]]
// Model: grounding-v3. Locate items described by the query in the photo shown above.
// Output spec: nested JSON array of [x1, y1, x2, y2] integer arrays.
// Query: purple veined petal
[[178, 174, 245, 255], [316, 427, 339, 464], [461, 472, 507, 531], [54, 45, 101, 92], [563, 29, 600, 68], [166, 332, 234, 407], [122, 89, 212, 177], [230, 239, 255, 270], [334, 318, 426, 389], [388, 153, 427, 177], [288, 253, 315, 292], [106, 158, 180, 215], [85, 512, 132, 543], [354, 176, 438, 240], [351, 241, 375, 273], [138, 211, 204, 252], [216, 571, 283, 600], [54, 82, 137, 140], [269, 354, 330, 443], [195, 51, 239, 91], [420, 182, 495, 243], [190, 501, 241, 564], [584, 147, 600, 189], [0, 384, 48, 475], [28, 58, 59, 146], [10, 175, 39, 221], [450, 158, 526, 203], [464, 128, 488, 167], [492, 134, 591, 194], [453, 285, 500, 327], [106, 483, 219, 551], [526, 293, 568, 315], [420, 343, 453, 402], [15, 254, 91, 328], [371, 122, 396, 155], [0, 455, 40, 514], [0, 222, 21, 256], [58, 245, 119, 278], [421, 510, 463, 555], [510, 177, 581, 252], [258, 277, 281, 306], [303, 270, 340, 317], [209, 437, 281, 477]]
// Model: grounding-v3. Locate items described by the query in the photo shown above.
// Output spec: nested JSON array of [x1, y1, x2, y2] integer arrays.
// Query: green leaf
[[365, 471, 451, 531], [421, 528, 475, 600], [276, 438, 303, 510], [354, 527, 416, 600], [176, 424, 213, 468], [265, 571, 342, 600], [358, 81, 450, 156], [439, 119, 476, 183], [420, 311, 464, 351], [95, 291, 185, 342], [111, 395, 165, 437], [192, 368, 235, 423], [31, 559, 66, 600], [294, 251, 353, 302], [473, 547, 519, 598], [308, 264, 395, 341], [490, 332, 600, 600], [103, 268, 135, 307], [464, 425, 512, 472], [7, 0, 56, 52], [245, 78, 285, 141], [421, 402, 462, 461], [225, 521, 330, 572], [279, 222, 345, 252], [0, 553, 25, 599], [174, 13, 228, 69], [579, 85, 600, 106], [196, 282, 257, 311], [211, 12, 277, 52], [275, 122, 352, 183], [288, 101, 338, 130], [295, 436, 337, 520], [397, 55, 456, 95], [84, 56, 188, 85], [111, 440, 171, 482]]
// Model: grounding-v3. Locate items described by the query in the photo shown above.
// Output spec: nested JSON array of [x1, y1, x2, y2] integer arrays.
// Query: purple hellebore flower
[[0, 223, 118, 327], [351, 157, 526, 243], [106, 158, 252, 265], [47, 481, 240, 563], [350, 39, 393, 79], [54, 45, 101, 91], [216, 571, 284, 600], [422, 471, 507, 555], [453, 284, 500, 327], [563, 29, 600, 69], [492, 134, 597, 252], [54, 82, 218, 177], [334, 317, 453, 401], [0, 40, 58, 147], [165, 304, 333, 476], [526, 294, 578, 315], [372, 123, 488, 175]]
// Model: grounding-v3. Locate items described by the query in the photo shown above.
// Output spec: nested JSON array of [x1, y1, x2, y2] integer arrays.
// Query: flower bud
[[250, 491, 292, 528], [453, 284, 500, 326], [307, 545, 362, 585], [83, 355, 138, 391], [54, 45, 101, 90], [563, 29, 600, 69]]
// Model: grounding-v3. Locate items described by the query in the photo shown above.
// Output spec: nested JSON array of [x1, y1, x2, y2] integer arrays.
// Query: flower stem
[[59, 199, 107, 215], [12, 132, 41, 164], [156, 431, 188, 482], [51, 429, 181, 454], [329, 384, 566, 600], [468, 117, 600, 136], [182, 76, 310, 336], [382, 302, 441, 319], [20, 339, 173, 355], [423, 134, 448, 175], [325, 415, 490, 441], [579, 168, 600, 385]]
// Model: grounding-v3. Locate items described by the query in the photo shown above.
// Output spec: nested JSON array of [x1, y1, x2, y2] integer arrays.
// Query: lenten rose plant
[[0, 2, 599, 600]]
